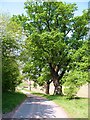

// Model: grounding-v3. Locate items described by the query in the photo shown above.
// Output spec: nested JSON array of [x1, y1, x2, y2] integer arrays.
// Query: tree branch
[[59, 58, 71, 80]]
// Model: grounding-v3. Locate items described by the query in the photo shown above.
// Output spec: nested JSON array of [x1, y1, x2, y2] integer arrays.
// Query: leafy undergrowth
[[31, 92, 88, 118], [2, 92, 27, 114]]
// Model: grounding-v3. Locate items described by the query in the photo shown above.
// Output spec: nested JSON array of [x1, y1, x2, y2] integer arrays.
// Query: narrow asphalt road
[[11, 93, 68, 118]]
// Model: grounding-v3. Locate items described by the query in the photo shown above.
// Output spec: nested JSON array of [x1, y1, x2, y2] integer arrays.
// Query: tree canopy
[[12, 1, 89, 96]]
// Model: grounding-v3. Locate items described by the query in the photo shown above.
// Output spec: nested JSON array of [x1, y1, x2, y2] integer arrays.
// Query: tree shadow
[[66, 96, 88, 100], [11, 96, 67, 118], [31, 92, 61, 100]]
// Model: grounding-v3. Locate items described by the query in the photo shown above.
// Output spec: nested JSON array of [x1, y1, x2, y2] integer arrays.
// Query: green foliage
[[22, 30, 68, 87], [13, 1, 89, 96], [63, 40, 89, 97], [2, 57, 20, 92], [72, 10, 89, 40], [1, 13, 22, 92], [63, 70, 86, 98], [26, 30, 67, 63], [24, 1, 77, 33], [37, 65, 51, 86]]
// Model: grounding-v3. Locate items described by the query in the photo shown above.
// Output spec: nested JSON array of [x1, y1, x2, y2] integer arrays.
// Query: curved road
[[11, 94, 68, 118]]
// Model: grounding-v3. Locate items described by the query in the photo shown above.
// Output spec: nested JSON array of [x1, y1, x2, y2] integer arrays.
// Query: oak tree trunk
[[53, 77, 63, 95], [49, 63, 63, 95], [45, 82, 50, 94]]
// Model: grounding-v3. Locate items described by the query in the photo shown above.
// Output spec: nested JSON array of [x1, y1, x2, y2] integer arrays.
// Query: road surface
[[11, 94, 68, 118]]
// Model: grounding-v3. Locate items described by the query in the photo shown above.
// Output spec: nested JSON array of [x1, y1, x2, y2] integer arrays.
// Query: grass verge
[[31, 92, 88, 118], [2, 92, 26, 114]]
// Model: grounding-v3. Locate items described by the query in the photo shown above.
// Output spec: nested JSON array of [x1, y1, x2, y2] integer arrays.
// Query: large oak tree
[[13, 1, 89, 95]]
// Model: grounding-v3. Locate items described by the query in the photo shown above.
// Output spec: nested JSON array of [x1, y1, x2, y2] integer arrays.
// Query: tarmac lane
[[11, 95, 68, 118]]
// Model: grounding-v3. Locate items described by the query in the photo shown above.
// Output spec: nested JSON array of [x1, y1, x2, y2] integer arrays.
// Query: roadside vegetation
[[2, 92, 26, 114], [1, 13, 26, 114], [31, 92, 88, 118], [1, 1, 89, 117]]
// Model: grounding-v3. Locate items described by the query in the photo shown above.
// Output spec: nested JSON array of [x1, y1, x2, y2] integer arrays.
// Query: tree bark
[[45, 79, 53, 94], [45, 82, 50, 94], [53, 77, 63, 95], [49, 63, 64, 95]]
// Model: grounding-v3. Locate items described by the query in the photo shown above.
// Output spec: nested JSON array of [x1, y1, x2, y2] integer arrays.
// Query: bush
[[64, 85, 79, 99], [2, 57, 20, 92]]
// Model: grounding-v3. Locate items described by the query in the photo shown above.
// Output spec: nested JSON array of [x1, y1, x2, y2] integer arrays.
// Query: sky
[[0, 0, 89, 16]]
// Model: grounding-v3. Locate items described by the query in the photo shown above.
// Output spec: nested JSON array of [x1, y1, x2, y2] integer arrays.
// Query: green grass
[[2, 92, 27, 114], [31, 92, 88, 118]]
